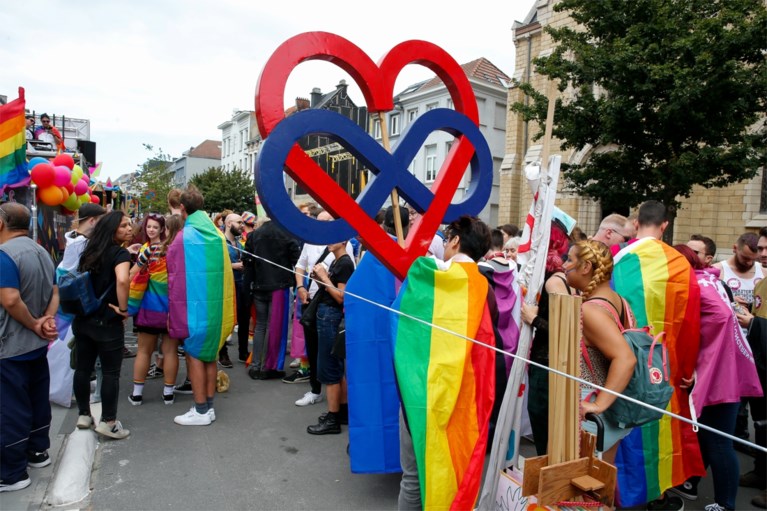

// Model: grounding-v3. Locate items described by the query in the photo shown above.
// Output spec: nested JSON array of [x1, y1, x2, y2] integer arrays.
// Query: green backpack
[[582, 297, 674, 429]]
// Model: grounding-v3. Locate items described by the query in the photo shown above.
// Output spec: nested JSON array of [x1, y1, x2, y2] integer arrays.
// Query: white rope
[[235, 243, 767, 453]]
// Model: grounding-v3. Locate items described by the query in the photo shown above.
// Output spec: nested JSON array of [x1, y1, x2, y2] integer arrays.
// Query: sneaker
[[163, 393, 175, 405], [703, 504, 725, 511], [260, 369, 285, 380], [247, 367, 262, 380], [646, 494, 684, 511], [95, 420, 130, 440], [289, 358, 301, 369], [208, 408, 216, 422], [282, 370, 310, 384], [146, 363, 164, 379], [238, 356, 249, 364], [0, 472, 31, 492], [177, 346, 185, 357], [753, 490, 767, 509], [174, 379, 193, 394], [668, 480, 697, 501], [27, 450, 51, 468], [174, 407, 212, 426], [128, 394, 143, 406], [307, 413, 341, 435], [295, 391, 323, 406], [76, 415, 94, 430], [122, 347, 136, 358], [741, 470, 767, 490], [218, 355, 233, 369]]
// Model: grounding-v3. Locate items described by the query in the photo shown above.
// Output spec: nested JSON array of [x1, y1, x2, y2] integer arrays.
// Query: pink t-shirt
[[690, 269, 763, 414]]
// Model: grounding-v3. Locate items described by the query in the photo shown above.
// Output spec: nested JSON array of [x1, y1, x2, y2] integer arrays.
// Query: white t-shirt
[[296, 242, 354, 298]]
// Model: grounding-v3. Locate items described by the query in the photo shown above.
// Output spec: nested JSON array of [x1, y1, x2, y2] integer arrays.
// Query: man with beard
[[714, 232, 764, 315], [218, 214, 245, 368]]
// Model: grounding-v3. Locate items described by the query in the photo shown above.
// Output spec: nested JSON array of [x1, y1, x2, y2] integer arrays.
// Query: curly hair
[[573, 240, 614, 298]]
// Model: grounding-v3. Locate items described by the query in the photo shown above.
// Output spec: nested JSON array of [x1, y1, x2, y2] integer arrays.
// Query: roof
[[396, 57, 511, 96], [188, 139, 222, 159]]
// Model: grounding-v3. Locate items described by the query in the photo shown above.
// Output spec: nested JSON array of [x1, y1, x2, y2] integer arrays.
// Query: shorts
[[580, 387, 633, 452], [316, 303, 344, 384], [135, 325, 168, 335]]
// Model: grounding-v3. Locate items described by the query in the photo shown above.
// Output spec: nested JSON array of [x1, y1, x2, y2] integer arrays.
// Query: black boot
[[308, 412, 341, 435]]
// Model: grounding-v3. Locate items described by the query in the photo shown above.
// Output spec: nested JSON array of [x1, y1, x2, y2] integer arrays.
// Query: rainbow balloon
[[393, 257, 495, 510], [611, 237, 705, 506], [167, 211, 235, 362]]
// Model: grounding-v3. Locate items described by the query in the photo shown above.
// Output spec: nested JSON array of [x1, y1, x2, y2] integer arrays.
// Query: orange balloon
[[38, 186, 64, 206]]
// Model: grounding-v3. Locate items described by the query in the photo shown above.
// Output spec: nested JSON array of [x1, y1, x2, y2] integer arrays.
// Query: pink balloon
[[90, 195, 100, 204], [74, 180, 88, 195], [52, 153, 75, 170], [53, 166, 71, 187]]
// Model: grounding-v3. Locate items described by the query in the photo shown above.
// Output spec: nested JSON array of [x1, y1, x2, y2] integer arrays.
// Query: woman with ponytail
[[564, 239, 637, 461], [521, 221, 577, 455]]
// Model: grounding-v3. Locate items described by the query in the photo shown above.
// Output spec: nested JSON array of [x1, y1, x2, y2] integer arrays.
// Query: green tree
[[132, 144, 174, 214], [189, 166, 254, 213], [512, 0, 767, 240]]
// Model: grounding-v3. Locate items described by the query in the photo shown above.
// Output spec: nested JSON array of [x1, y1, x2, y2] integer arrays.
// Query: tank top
[[720, 259, 764, 307]]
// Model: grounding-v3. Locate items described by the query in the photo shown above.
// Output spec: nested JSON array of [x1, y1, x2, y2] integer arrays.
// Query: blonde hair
[[574, 240, 614, 298], [159, 214, 184, 257]]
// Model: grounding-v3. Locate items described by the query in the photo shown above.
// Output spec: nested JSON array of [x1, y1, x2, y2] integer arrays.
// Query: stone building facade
[[500, 0, 765, 258]]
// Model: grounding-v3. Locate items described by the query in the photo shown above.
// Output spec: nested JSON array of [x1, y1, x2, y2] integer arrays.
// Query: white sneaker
[[174, 407, 212, 426], [289, 358, 301, 369], [95, 420, 130, 439], [295, 391, 323, 407], [208, 408, 216, 422], [76, 415, 94, 429]]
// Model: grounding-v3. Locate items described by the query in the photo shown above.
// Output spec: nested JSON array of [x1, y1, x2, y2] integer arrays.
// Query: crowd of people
[[0, 190, 764, 511]]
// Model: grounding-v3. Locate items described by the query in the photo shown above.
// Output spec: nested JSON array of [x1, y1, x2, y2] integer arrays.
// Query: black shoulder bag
[[298, 247, 330, 329]]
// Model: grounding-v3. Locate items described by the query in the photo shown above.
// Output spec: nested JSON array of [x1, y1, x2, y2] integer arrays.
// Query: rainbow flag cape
[[261, 288, 289, 372], [345, 252, 402, 473], [611, 237, 704, 506], [0, 87, 30, 194], [393, 257, 496, 510], [167, 210, 235, 362]]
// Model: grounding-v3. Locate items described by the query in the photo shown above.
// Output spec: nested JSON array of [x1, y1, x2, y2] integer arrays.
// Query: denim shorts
[[316, 303, 344, 384], [580, 387, 633, 452]]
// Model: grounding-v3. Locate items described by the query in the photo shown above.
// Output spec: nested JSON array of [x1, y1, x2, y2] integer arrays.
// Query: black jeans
[[236, 281, 252, 360], [251, 291, 273, 371], [72, 318, 124, 422], [302, 301, 321, 395]]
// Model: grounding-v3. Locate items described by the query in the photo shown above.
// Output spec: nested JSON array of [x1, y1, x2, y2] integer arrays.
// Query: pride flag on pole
[[0, 87, 30, 194], [611, 237, 705, 506], [393, 257, 496, 510]]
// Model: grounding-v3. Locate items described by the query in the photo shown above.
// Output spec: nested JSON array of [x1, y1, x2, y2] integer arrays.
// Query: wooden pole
[[376, 112, 405, 247], [539, 80, 558, 175]]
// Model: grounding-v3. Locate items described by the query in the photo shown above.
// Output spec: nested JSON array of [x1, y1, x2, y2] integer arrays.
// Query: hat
[[241, 211, 256, 226], [78, 203, 106, 221]]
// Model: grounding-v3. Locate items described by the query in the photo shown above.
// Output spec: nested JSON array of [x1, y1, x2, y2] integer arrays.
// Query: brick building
[[500, 1, 765, 258]]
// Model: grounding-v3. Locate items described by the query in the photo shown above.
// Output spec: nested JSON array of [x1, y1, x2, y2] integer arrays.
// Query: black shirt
[[89, 245, 130, 320], [317, 254, 355, 308]]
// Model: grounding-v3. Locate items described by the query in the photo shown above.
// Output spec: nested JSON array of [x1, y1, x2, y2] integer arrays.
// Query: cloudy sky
[[2, 1, 532, 182]]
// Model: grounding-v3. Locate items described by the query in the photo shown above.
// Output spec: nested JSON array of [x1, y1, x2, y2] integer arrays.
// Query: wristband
[[297, 286, 306, 291], [119, 308, 128, 313]]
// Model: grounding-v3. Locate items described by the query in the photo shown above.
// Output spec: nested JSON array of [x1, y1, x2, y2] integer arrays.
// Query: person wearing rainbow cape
[[393, 215, 496, 510], [167, 186, 235, 426]]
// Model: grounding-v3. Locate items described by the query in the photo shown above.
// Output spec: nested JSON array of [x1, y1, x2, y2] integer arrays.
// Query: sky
[[2, 1, 533, 182]]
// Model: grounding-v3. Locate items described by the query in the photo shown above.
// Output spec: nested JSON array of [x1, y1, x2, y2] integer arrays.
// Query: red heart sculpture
[[255, 32, 483, 279]]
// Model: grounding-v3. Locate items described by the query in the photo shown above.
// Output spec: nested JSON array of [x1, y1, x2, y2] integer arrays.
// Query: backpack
[[58, 270, 113, 317], [582, 296, 673, 429]]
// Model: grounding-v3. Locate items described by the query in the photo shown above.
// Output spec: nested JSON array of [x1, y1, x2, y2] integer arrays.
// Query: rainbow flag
[[167, 210, 235, 362], [611, 237, 704, 506], [0, 87, 30, 193], [393, 257, 496, 510], [260, 288, 289, 372]]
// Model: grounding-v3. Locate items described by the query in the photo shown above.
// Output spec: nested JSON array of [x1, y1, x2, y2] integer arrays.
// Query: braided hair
[[574, 240, 614, 298]]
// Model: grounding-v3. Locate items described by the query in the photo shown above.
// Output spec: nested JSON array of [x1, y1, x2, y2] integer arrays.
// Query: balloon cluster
[[28, 154, 100, 213]]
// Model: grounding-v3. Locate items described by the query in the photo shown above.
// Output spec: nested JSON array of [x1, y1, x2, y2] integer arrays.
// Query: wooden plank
[[537, 457, 589, 505], [521, 455, 548, 497], [571, 475, 605, 492]]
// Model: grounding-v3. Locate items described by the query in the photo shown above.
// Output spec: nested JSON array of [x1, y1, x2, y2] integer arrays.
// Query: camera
[[45, 125, 52, 131]]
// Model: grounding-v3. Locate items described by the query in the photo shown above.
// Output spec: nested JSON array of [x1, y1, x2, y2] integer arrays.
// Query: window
[[494, 102, 506, 130], [425, 145, 437, 182], [390, 115, 400, 136], [426, 102, 439, 111], [407, 108, 418, 123], [374, 119, 382, 140], [447, 98, 454, 110]]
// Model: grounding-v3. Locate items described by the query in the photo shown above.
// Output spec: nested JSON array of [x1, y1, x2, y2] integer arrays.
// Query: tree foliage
[[132, 144, 174, 214], [189, 166, 254, 214], [512, 0, 767, 229]]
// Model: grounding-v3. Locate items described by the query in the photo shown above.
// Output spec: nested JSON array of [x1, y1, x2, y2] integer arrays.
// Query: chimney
[[310, 87, 322, 107], [295, 97, 310, 111], [336, 79, 347, 90]]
